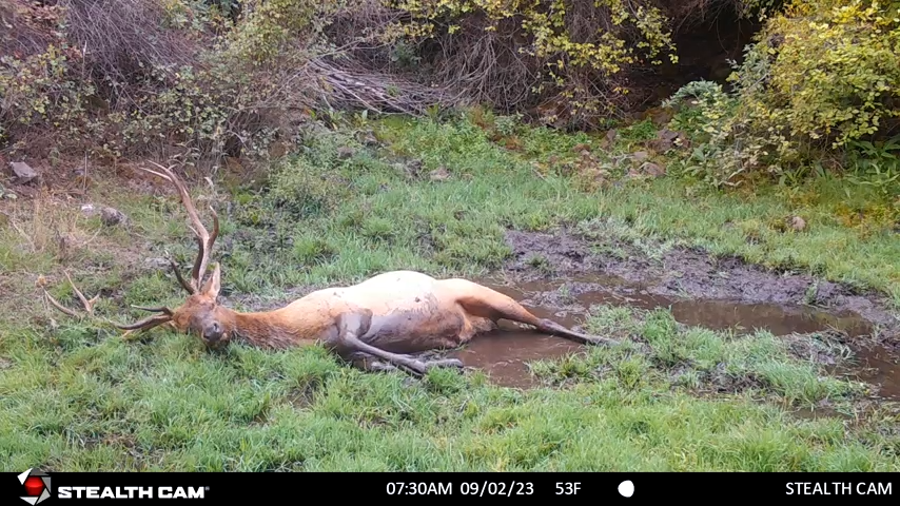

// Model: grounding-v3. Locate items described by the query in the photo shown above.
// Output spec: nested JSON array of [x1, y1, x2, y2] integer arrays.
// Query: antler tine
[[42, 288, 81, 318], [114, 313, 173, 332], [144, 160, 218, 291], [64, 271, 98, 315], [190, 206, 220, 287], [41, 270, 97, 317], [40, 271, 174, 335], [168, 259, 195, 295], [130, 305, 174, 316]]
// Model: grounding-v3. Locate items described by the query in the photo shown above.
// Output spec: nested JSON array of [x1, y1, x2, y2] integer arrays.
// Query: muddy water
[[451, 285, 588, 389], [449, 277, 899, 399], [849, 346, 900, 401]]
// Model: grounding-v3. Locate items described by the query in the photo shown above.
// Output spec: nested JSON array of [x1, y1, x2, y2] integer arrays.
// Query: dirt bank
[[501, 227, 900, 343]]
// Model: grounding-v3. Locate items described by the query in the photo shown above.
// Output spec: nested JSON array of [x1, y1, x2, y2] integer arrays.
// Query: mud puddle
[[449, 275, 900, 401], [450, 284, 588, 389]]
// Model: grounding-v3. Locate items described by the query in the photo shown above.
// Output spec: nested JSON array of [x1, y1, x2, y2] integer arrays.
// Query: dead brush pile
[[0, 0, 769, 167], [0, 0, 460, 167], [1, 0, 212, 162], [325, 0, 770, 129]]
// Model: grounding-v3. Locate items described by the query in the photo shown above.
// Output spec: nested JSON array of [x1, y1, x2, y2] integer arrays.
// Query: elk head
[[42, 161, 233, 349]]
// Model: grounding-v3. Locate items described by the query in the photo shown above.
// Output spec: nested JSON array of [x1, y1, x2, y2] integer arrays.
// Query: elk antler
[[139, 161, 219, 295], [41, 271, 99, 318], [39, 271, 174, 334]]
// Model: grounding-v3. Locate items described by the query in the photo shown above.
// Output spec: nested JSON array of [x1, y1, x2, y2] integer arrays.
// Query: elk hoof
[[405, 360, 429, 376], [368, 361, 399, 373], [428, 358, 464, 369], [587, 335, 617, 346]]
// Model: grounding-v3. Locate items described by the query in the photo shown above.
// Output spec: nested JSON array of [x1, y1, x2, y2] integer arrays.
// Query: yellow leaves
[[389, 0, 675, 83]]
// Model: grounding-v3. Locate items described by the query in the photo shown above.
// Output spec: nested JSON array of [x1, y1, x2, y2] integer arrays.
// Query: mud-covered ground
[[502, 226, 900, 342], [471, 226, 900, 402]]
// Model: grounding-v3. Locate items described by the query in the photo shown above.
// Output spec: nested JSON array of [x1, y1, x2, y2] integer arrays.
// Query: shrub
[[378, 0, 683, 128], [0, 0, 350, 165], [665, 0, 900, 188]]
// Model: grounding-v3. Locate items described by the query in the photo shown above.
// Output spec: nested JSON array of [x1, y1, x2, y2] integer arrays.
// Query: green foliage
[[664, 0, 900, 188], [0, 31, 96, 149], [221, 0, 347, 63], [381, 0, 680, 126]]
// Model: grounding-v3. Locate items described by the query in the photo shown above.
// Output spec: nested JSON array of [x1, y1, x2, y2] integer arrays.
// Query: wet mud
[[503, 228, 900, 333], [445, 228, 900, 400]]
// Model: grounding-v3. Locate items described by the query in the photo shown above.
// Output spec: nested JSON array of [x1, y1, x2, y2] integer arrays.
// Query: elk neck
[[219, 305, 328, 349]]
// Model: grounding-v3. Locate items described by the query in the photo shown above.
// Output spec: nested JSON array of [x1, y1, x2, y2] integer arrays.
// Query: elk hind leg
[[348, 353, 400, 373], [337, 311, 463, 377], [451, 280, 618, 346]]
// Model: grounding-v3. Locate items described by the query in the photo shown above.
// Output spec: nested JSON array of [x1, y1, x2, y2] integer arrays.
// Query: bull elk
[[41, 162, 618, 377]]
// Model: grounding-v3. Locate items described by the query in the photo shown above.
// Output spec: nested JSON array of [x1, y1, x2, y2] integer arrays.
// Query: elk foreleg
[[336, 311, 463, 377]]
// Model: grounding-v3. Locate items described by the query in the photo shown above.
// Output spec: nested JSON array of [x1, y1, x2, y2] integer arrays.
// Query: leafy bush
[[379, 0, 683, 128], [664, 0, 900, 189]]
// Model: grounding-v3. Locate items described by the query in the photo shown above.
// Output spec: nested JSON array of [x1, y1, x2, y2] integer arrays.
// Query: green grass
[[1, 110, 899, 471], [0, 304, 896, 471]]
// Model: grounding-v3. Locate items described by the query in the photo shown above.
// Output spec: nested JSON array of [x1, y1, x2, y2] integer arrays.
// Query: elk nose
[[203, 322, 221, 342]]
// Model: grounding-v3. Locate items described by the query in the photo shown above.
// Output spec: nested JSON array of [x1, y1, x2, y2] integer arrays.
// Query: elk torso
[[259, 271, 498, 354]]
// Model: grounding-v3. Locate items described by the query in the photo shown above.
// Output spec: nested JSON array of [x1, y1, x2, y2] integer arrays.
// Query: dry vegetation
[[3, 1, 899, 187]]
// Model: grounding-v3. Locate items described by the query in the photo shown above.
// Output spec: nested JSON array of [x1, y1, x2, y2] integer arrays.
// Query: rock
[[9, 161, 38, 184], [81, 204, 128, 226], [100, 207, 127, 226], [631, 151, 649, 162], [144, 257, 170, 270], [337, 146, 355, 159], [429, 167, 450, 181], [642, 162, 666, 177]]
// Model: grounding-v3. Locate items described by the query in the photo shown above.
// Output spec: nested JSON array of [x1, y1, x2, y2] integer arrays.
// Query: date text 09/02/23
[[385, 481, 583, 496]]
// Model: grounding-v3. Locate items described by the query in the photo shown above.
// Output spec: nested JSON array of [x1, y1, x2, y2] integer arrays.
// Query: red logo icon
[[18, 469, 51, 504]]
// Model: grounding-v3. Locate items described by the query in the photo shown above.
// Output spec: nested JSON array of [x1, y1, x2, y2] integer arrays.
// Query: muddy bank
[[502, 227, 900, 341], [445, 226, 900, 396], [453, 276, 899, 401]]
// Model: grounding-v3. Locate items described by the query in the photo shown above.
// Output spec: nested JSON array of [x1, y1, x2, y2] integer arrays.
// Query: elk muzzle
[[201, 321, 228, 347]]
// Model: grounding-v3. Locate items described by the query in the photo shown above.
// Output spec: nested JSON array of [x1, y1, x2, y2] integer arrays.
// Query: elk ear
[[201, 262, 221, 300]]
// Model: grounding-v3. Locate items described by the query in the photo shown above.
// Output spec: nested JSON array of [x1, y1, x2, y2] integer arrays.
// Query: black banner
[[3, 471, 897, 503]]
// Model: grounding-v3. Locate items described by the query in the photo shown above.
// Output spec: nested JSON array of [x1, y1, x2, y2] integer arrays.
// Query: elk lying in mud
[[41, 162, 618, 377]]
